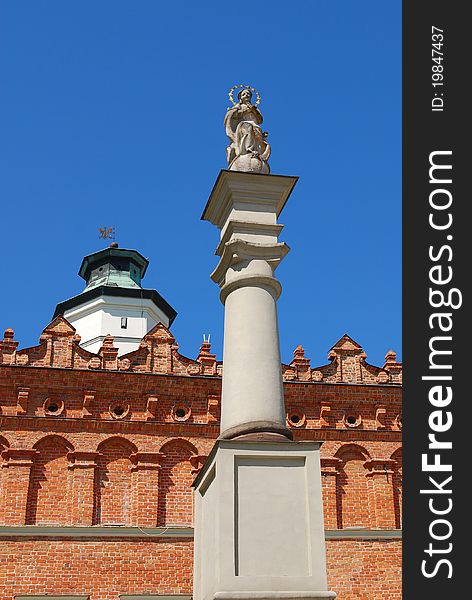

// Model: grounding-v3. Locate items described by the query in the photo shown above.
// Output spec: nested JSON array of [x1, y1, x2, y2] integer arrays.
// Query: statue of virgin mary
[[224, 87, 271, 173]]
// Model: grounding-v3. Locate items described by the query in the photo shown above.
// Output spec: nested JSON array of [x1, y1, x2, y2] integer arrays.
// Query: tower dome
[[53, 245, 177, 355]]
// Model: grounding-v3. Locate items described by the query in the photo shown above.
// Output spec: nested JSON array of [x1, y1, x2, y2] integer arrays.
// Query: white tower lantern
[[54, 244, 177, 355]]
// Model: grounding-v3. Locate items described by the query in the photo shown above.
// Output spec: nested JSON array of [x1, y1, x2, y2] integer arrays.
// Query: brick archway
[[26, 435, 74, 525], [94, 437, 138, 526], [157, 440, 197, 526], [334, 443, 371, 529]]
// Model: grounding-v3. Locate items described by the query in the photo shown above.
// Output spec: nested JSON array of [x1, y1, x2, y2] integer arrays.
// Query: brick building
[[0, 246, 402, 600]]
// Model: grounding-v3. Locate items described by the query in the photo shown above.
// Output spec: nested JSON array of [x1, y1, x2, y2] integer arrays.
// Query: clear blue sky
[[0, 1, 401, 368]]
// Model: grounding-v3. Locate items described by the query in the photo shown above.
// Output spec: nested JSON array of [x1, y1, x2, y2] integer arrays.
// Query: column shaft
[[221, 283, 285, 436]]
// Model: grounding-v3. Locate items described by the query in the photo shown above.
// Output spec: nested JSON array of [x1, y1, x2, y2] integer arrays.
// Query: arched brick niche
[[157, 440, 197, 527], [334, 444, 371, 529], [94, 437, 137, 526], [26, 435, 74, 525], [391, 448, 402, 529]]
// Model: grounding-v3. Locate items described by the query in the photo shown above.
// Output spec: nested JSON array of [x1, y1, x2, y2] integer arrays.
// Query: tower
[[53, 244, 177, 355]]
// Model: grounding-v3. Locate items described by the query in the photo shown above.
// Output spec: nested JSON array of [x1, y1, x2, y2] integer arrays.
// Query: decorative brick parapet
[[196, 340, 217, 376], [0, 322, 402, 386], [289, 345, 311, 381], [0, 328, 19, 365]]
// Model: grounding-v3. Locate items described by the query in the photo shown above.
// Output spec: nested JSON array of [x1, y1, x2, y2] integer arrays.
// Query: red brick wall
[[0, 539, 194, 600], [0, 538, 401, 600], [326, 540, 402, 599], [0, 326, 402, 599]]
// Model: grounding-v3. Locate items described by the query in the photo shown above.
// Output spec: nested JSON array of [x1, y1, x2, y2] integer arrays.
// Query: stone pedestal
[[193, 441, 335, 600]]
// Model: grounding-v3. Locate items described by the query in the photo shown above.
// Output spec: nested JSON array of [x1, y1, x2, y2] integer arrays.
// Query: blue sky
[[0, 1, 401, 368]]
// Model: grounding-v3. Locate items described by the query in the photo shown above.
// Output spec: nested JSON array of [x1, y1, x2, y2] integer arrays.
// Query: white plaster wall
[[63, 295, 170, 356]]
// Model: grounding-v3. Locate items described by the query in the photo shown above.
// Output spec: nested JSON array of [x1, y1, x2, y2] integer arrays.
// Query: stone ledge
[[325, 528, 402, 540], [15, 597, 89, 600], [0, 526, 401, 540], [120, 597, 192, 600], [0, 526, 194, 538]]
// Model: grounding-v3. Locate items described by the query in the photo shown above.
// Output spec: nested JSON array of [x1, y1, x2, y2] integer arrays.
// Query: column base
[[219, 420, 293, 441]]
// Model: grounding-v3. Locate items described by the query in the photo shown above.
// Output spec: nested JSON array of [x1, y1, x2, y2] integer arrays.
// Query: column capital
[[320, 457, 342, 475], [130, 452, 164, 471], [364, 458, 396, 476], [212, 239, 289, 292], [67, 451, 100, 470], [1, 448, 38, 467], [190, 454, 208, 475]]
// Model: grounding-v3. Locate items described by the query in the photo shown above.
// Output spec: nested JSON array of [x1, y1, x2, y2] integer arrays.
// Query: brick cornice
[[0, 364, 402, 388]]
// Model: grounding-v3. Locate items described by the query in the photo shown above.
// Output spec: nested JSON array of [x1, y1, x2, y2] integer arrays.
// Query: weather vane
[[98, 226, 115, 241]]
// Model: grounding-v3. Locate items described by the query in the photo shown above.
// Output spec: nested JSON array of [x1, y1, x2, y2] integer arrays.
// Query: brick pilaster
[[68, 451, 100, 525], [365, 458, 397, 528], [0, 448, 37, 525], [321, 457, 341, 529], [130, 452, 163, 527]]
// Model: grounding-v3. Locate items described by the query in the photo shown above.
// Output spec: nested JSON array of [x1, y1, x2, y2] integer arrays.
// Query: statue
[[224, 85, 271, 173]]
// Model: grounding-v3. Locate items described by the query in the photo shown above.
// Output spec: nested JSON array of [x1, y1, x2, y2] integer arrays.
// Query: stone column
[[68, 451, 99, 526], [130, 452, 162, 527], [0, 448, 37, 525], [202, 170, 297, 439], [195, 170, 336, 600], [365, 458, 397, 528]]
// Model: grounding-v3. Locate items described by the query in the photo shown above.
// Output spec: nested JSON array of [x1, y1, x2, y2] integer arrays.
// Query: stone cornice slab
[[202, 170, 298, 226]]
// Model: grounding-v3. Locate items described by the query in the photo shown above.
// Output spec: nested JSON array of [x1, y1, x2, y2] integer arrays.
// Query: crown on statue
[[228, 84, 261, 108]]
